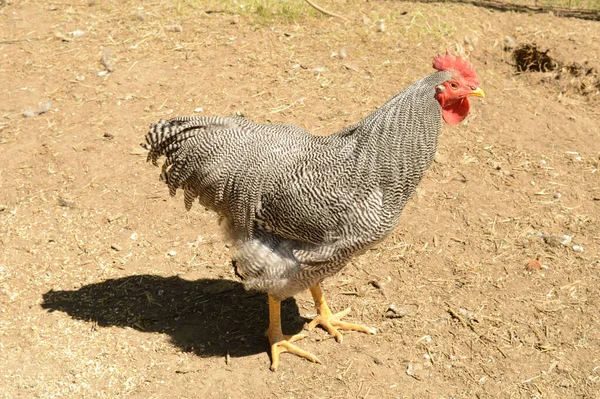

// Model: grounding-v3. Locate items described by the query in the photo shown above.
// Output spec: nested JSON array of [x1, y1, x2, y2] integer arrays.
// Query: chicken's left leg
[[266, 294, 321, 371], [307, 284, 376, 343]]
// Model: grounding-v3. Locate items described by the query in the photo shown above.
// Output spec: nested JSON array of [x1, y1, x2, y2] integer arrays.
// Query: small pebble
[[54, 31, 72, 42], [194, 107, 203, 113], [572, 245, 584, 252], [103, 132, 114, 139], [458, 307, 477, 321], [504, 35, 517, 51], [406, 362, 415, 377], [386, 304, 409, 318], [130, 232, 138, 240], [525, 259, 542, 271], [167, 250, 177, 257], [338, 47, 348, 59], [553, 193, 562, 199], [57, 197, 75, 208], [434, 152, 448, 164], [420, 335, 432, 343], [70, 29, 85, 37], [133, 11, 146, 21], [166, 24, 183, 32], [543, 233, 571, 247], [111, 244, 122, 252], [369, 280, 385, 289], [23, 101, 52, 118], [101, 51, 115, 72]]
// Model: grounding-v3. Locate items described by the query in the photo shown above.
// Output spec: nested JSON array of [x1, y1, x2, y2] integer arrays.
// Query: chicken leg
[[266, 294, 320, 371], [307, 284, 376, 342]]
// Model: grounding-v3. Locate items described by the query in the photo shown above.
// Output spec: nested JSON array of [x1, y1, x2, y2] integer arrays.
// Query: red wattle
[[442, 97, 470, 126]]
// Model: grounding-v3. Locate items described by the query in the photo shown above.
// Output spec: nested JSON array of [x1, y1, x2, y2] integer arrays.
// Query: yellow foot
[[268, 332, 321, 371], [307, 307, 377, 343]]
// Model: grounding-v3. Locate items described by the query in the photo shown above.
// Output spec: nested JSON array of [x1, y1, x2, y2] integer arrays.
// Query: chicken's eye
[[450, 82, 459, 90]]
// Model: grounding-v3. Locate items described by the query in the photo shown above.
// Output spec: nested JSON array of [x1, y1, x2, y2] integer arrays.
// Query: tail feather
[[145, 116, 240, 164], [144, 115, 243, 190], [143, 114, 292, 238]]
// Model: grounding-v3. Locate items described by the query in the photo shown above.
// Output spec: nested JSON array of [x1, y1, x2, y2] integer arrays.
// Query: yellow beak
[[469, 87, 485, 98]]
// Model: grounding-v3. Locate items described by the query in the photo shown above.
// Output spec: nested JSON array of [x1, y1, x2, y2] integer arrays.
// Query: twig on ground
[[304, 0, 348, 21], [445, 302, 467, 328], [0, 37, 42, 44]]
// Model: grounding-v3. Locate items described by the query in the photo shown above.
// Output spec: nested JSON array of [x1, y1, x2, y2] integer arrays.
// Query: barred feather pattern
[[145, 71, 451, 300]]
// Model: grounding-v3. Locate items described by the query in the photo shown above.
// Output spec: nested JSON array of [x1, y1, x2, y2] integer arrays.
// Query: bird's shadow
[[41, 275, 307, 358]]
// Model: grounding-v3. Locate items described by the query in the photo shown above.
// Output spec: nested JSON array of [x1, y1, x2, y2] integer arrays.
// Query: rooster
[[144, 52, 484, 370]]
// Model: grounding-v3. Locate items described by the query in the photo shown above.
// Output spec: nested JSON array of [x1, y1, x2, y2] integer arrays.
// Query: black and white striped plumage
[[145, 71, 451, 300]]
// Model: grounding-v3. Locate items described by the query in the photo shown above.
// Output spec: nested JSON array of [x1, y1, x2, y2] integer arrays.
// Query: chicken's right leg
[[307, 283, 376, 343], [266, 294, 321, 371]]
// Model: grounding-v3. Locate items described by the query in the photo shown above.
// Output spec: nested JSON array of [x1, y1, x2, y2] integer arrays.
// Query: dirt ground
[[1, 0, 600, 398]]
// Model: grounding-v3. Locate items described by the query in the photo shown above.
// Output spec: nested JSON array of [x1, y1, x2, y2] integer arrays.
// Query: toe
[[284, 333, 307, 343], [307, 317, 320, 331], [308, 307, 376, 342], [332, 320, 377, 335], [321, 320, 343, 342], [269, 339, 321, 371], [332, 307, 352, 319]]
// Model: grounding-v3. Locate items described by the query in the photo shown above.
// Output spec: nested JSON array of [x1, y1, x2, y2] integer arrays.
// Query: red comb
[[432, 52, 478, 81]]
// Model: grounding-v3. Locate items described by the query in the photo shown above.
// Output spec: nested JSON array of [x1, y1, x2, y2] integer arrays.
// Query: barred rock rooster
[[144, 53, 484, 370]]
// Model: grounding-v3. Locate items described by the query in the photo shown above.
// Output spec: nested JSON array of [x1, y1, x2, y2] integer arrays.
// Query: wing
[[255, 140, 392, 264]]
